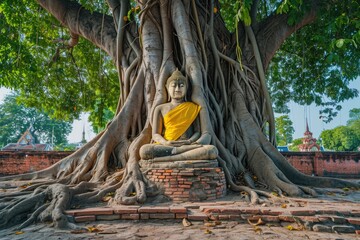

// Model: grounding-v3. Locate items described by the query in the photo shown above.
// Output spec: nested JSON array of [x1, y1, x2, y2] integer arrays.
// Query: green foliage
[[0, 0, 359, 130], [347, 108, 360, 125], [288, 138, 302, 151], [347, 108, 360, 145], [268, 0, 360, 122], [0, 0, 118, 130], [318, 108, 360, 151], [275, 115, 294, 145], [320, 126, 359, 151], [53, 143, 77, 151], [0, 92, 72, 147]]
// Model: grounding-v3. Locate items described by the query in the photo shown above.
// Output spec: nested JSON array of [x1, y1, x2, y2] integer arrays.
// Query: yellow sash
[[163, 102, 201, 141]]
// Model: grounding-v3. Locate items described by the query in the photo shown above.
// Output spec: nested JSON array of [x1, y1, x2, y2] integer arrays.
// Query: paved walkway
[[1, 190, 359, 240]]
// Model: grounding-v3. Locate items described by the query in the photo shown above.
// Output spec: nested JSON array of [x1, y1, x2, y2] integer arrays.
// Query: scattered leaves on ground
[[15, 231, 24, 235], [281, 203, 287, 208], [204, 229, 213, 234]]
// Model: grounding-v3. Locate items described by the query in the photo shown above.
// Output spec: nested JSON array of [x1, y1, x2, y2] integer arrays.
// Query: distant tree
[[0, 93, 72, 147], [320, 126, 359, 151], [275, 115, 294, 145], [289, 138, 303, 151], [347, 108, 360, 124], [348, 108, 360, 140]]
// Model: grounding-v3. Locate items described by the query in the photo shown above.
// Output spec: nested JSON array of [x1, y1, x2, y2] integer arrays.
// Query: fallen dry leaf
[[248, 218, 265, 226], [15, 231, 24, 235], [182, 218, 192, 227], [281, 203, 287, 208], [285, 225, 302, 231], [87, 226, 103, 233], [204, 229, 212, 234], [102, 196, 112, 202], [254, 226, 263, 234]]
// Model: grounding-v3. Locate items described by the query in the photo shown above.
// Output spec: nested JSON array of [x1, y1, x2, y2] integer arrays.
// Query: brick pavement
[[1, 191, 359, 239], [62, 194, 360, 235]]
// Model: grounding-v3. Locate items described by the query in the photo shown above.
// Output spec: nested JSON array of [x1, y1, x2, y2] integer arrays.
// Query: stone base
[[143, 162, 227, 202]]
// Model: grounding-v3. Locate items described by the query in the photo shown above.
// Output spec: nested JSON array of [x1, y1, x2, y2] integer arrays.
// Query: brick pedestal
[[140, 160, 227, 202]]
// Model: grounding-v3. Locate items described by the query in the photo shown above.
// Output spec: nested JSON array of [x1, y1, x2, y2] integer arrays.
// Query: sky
[[0, 77, 359, 143]]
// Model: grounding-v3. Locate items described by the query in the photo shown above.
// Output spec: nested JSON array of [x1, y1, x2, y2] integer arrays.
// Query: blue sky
[[1, 77, 359, 143]]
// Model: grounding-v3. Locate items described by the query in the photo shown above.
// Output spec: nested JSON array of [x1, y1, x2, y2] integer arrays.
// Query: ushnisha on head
[[166, 69, 188, 89], [166, 70, 188, 101]]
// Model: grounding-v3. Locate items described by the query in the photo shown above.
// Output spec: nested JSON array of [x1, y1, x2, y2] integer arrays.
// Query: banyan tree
[[0, 0, 359, 229]]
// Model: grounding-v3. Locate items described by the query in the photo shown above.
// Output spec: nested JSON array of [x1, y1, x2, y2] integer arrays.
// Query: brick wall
[[0, 151, 359, 178], [0, 151, 72, 176], [282, 152, 360, 178]]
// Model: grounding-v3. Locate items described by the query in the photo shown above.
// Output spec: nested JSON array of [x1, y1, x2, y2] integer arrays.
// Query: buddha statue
[[140, 70, 218, 162]]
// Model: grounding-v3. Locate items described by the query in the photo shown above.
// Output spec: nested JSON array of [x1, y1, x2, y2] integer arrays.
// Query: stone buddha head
[[166, 70, 188, 101]]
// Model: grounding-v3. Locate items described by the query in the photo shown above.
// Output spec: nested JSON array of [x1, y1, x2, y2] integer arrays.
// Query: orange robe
[[163, 102, 201, 141]]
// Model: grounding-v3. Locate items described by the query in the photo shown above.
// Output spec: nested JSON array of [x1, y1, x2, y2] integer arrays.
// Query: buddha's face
[[167, 79, 187, 100]]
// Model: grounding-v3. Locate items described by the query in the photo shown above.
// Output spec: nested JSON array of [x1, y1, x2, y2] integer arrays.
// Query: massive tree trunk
[[0, 0, 358, 230]]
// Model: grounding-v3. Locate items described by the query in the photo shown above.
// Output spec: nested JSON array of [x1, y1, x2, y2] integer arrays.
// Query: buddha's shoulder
[[154, 103, 173, 115]]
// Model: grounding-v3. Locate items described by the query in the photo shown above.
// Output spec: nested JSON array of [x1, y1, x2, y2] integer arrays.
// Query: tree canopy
[[320, 108, 360, 151], [275, 115, 294, 145], [320, 126, 359, 151], [0, 0, 359, 128], [0, 92, 72, 147]]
